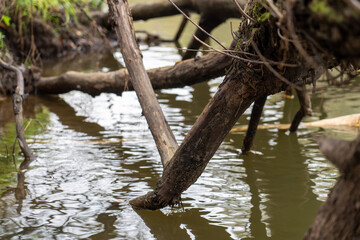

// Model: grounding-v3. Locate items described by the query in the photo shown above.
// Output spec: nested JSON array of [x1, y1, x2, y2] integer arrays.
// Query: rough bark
[[304, 135, 360, 240], [35, 52, 231, 96], [107, 0, 178, 165]]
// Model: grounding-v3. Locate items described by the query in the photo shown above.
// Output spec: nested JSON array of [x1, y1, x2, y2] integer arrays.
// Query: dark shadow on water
[[88, 212, 117, 240], [38, 95, 106, 137], [239, 130, 321, 240], [132, 207, 232, 240]]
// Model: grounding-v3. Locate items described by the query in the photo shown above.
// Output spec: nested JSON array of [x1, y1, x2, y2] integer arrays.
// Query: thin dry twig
[[177, 47, 258, 57], [168, 0, 227, 50], [251, 41, 302, 91], [232, 0, 256, 22], [266, 0, 284, 19], [277, 28, 296, 43], [193, 34, 298, 67]]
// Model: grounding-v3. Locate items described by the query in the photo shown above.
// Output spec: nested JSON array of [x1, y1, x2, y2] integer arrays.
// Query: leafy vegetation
[[309, 0, 344, 23], [0, 0, 104, 51]]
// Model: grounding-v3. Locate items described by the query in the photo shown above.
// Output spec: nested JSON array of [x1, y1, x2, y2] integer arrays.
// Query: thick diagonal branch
[[129, 63, 286, 210]]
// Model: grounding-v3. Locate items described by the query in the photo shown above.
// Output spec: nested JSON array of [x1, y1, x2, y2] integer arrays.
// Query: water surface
[[1, 4, 360, 239]]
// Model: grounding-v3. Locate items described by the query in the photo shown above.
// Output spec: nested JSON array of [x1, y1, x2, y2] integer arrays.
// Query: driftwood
[[304, 134, 360, 240], [107, 0, 177, 165], [231, 113, 360, 133], [36, 52, 231, 96], [0, 59, 34, 161]]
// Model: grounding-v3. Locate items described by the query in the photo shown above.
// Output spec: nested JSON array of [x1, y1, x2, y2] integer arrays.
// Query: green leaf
[[257, 12, 270, 22], [1, 15, 11, 26]]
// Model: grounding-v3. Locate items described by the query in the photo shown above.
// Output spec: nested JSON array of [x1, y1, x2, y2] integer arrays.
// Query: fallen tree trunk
[[130, 0, 190, 21], [107, 0, 178, 165], [92, 0, 242, 24], [304, 134, 360, 240], [36, 52, 231, 96]]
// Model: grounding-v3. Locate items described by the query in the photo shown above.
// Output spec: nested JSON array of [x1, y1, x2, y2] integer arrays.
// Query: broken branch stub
[[107, 0, 178, 165]]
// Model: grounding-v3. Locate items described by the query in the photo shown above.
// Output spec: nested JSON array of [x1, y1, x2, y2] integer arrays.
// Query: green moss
[[309, 0, 344, 23]]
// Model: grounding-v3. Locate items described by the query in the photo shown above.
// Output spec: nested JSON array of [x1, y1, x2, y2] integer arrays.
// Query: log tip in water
[[130, 190, 182, 210], [129, 191, 163, 210]]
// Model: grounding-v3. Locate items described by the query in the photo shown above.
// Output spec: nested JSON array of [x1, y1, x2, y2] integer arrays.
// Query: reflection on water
[[1, 23, 360, 240]]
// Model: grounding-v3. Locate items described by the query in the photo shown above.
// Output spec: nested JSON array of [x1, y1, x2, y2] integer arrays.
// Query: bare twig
[[232, 0, 256, 22], [251, 41, 302, 90], [167, 0, 227, 50], [266, 0, 283, 19], [277, 28, 296, 43], [193, 34, 298, 67]]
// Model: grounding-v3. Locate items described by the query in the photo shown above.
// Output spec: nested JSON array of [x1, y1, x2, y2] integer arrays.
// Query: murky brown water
[[1, 2, 360, 239]]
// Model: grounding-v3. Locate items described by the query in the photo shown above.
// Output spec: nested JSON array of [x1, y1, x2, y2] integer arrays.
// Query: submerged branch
[[0, 59, 34, 161]]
